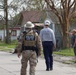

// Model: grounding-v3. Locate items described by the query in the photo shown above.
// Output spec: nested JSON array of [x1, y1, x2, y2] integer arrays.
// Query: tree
[[26, 0, 45, 10], [4, 0, 9, 43], [16, 0, 45, 10], [0, 0, 21, 43], [45, 0, 76, 48]]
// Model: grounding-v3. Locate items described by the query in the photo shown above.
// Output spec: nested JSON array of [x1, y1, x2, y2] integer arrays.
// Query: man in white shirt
[[40, 20, 56, 71]]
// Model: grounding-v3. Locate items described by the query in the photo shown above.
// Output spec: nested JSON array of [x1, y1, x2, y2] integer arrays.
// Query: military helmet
[[25, 21, 34, 28]]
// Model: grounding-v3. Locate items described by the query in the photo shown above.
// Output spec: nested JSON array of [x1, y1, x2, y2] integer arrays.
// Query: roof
[[20, 10, 46, 25], [16, 10, 60, 28]]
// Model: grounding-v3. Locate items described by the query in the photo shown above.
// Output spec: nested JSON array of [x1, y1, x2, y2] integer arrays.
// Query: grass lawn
[[0, 41, 17, 52], [53, 48, 74, 56]]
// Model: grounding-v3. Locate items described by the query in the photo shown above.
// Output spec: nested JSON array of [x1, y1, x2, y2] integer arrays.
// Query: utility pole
[[4, 0, 9, 43]]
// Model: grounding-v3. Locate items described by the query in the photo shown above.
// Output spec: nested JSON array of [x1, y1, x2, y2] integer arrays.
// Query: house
[[0, 27, 20, 41], [19, 10, 46, 24], [17, 10, 57, 33], [0, 11, 46, 41], [0, 20, 21, 41]]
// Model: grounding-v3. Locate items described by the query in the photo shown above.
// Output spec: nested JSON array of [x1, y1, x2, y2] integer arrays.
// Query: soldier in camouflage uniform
[[16, 21, 42, 75]]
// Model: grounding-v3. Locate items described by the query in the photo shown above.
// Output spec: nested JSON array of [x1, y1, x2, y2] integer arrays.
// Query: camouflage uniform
[[16, 30, 42, 75]]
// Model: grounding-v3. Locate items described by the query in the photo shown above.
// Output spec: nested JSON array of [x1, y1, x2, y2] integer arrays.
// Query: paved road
[[0, 51, 76, 75]]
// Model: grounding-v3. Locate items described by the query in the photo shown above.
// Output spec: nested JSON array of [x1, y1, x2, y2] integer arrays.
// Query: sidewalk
[[0, 51, 76, 75], [53, 54, 76, 65]]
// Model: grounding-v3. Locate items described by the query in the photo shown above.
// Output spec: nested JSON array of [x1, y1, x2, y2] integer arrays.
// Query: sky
[[0, 0, 26, 19], [0, 0, 19, 19], [0, 0, 11, 19]]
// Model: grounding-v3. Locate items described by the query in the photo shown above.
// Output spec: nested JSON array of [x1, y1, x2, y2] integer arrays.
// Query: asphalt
[[0, 51, 76, 75]]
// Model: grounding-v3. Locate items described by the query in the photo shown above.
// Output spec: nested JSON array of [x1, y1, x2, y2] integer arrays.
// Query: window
[[12, 30, 17, 36]]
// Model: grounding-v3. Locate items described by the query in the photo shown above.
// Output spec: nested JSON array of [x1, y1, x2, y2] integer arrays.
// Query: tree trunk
[[62, 30, 69, 48], [4, 0, 9, 44], [62, 19, 70, 48]]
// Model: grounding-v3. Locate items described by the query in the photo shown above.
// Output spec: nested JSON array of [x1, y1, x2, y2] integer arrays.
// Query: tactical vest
[[22, 31, 37, 50]]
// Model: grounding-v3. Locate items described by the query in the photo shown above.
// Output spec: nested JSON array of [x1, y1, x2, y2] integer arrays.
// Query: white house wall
[[0, 30, 5, 41], [17, 30, 20, 37], [11, 30, 20, 40], [0, 29, 20, 41]]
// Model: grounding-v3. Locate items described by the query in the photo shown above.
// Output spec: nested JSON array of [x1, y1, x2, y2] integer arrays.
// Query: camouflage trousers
[[21, 50, 37, 75]]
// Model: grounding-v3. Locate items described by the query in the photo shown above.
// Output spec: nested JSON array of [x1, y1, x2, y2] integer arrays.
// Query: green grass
[[0, 41, 18, 51], [53, 48, 74, 56]]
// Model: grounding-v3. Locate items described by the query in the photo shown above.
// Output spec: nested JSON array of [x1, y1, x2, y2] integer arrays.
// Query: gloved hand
[[17, 52, 21, 58]]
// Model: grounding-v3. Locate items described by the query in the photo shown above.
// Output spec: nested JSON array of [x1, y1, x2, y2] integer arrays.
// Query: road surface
[[0, 51, 76, 75]]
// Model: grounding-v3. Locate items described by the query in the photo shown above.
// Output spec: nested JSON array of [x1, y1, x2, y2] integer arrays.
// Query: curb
[[53, 54, 76, 65]]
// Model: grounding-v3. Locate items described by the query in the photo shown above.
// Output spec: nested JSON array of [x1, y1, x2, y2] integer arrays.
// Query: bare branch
[[69, 0, 75, 9], [69, 0, 76, 18], [68, 0, 71, 7], [45, 0, 63, 24], [0, 5, 3, 9]]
